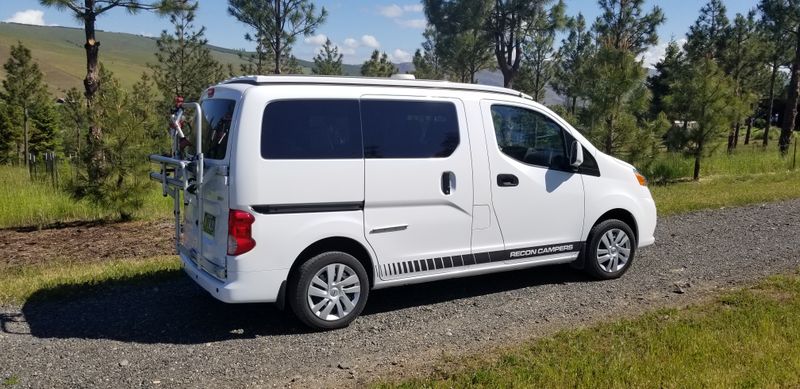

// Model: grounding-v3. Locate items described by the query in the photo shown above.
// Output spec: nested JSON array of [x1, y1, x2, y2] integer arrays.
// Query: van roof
[[220, 75, 534, 100]]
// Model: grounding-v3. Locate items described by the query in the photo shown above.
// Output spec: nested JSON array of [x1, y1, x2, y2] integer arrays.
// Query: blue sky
[[2, 0, 757, 65]]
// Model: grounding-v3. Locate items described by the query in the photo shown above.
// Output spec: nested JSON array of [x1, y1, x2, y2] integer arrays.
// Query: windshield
[[197, 99, 235, 160]]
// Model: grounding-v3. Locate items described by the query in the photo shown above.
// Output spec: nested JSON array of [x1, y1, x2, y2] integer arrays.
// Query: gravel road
[[1, 200, 799, 388]]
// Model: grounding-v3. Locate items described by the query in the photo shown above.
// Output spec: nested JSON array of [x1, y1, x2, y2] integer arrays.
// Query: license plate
[[202, 213, 216, 235]]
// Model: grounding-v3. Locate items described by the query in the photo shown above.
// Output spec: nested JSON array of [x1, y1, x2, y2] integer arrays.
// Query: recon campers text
[[509, 244, 576, 258]]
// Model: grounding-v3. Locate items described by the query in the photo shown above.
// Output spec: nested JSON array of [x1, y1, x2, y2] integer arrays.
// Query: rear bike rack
[[148, 102, 215, 275]]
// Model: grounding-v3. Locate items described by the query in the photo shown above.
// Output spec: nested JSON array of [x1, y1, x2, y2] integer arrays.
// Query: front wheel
[[288, 251, 369, 330], [583, 219, 636, 280]]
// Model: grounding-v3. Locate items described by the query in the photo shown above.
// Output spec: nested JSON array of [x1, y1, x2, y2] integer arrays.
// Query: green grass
[[651, 170, 800, 216], [1, 376, 19, 387], [0, 255, 180, 306], [378, 272, 800, 388], [0, 165, 171, 229]]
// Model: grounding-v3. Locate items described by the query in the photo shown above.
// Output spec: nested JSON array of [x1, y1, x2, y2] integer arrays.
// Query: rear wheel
[[583, 219, 636, 280], [288, 251, 369, 330]]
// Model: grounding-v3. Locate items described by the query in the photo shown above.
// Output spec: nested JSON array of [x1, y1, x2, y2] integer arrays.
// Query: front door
[[480, 100, 584, 258], [362, 96, 474, 280]]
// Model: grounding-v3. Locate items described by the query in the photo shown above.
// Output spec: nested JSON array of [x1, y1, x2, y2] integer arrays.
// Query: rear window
[[261, 100, 362, 159], [200, 99, 236, 160], [361, 100, 459, 158]]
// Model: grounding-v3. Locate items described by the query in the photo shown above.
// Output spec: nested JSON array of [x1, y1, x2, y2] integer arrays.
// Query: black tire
[[288, 251, 369, 330], [583, 219, 636, 280]]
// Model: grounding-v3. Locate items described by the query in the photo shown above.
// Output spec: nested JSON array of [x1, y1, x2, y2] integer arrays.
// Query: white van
[[150, 75, 657, 330]]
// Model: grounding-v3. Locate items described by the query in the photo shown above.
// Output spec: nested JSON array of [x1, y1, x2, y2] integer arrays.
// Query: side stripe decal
[[380, 241, 583, 278]]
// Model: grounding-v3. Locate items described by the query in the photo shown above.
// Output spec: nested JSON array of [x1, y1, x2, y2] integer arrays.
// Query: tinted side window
[[200, 99, 236, 160], [261, 100, 362, 159], [490, 105, 567, 169], [362, 100, 459, 158]]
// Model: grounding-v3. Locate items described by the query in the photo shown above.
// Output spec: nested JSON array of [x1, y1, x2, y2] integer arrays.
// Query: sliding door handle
[[441, 171, 454, 195], [497, 174, 519, 187]]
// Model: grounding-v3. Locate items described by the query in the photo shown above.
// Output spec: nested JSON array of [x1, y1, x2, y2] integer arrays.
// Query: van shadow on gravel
[[17, 264, 589, 344]]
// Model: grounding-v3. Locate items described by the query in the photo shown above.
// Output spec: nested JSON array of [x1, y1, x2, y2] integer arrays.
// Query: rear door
[[183, 93, 238, 278], [361, 96, 474, 280]]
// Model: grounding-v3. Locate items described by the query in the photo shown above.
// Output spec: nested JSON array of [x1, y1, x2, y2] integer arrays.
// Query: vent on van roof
[[390, 74, 416, 80]]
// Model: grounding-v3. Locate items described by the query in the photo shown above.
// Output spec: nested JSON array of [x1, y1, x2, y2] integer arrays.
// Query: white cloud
[[344, 38, 359, 48], [378, 3, 424, 19], [378, 4, 404, 18], [403, 4, 424, 12], [390, 48, 412, 63], [304, 33, 328, 46], [396, 18, 426, 29], [638, 38, 686, 68], [5, 9, 47, 26], [337, 45, 356, 55], [361, 35, 380, 49]]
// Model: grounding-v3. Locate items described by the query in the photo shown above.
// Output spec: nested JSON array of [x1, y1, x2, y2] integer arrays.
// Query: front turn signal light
[[634, 170, 648, 186]]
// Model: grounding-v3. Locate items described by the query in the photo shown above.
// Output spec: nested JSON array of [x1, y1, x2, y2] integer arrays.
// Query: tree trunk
[[693, 138, 703, 181], [23, 107, 29, 168], [571, 96, 577, 116], [780, 25, 800, 155], [733, 122, 740, 148], [273, 0, 282, 74], [744, 117, 752, 145], [764, 62, 778, 147], [83, 10, 105, 181], [727, 128, 735, 152], [604, 116, 614, 154]]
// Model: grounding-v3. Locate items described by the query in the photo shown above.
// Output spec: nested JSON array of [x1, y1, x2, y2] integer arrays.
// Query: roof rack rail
[[220, 75, 533, 100]]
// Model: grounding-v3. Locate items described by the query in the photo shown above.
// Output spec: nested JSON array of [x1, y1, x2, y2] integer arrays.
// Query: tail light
[[227, 210, 255, 255]]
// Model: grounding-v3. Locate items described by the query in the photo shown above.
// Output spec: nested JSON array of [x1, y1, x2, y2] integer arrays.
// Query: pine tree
[[583, 47, 652, 158], [0, 41, 50, 165], [361, 50, 397, 77], [0, 99, 15, 163], [424, 0, 565, 88], [238, 32, 271, 74], [665, 58, 740, 180], [520, 21, 560, 102], [441, 28, 493, 83], [684, 0, 730, 61], [149, 2, 227, 106], [39, 0, 188, 183], [647, 40, 686, 119], [552, 13, 594, 114], [721, 11, 769, 149], [70, 66, 157, 220], [412, 27, 446, 80], [228, 0, 327, 74], [759, 0, 800, 154], [758, 0, 798, 148], [312, 39, 344, 75], [57, 88, 87, 160], [29, 102, 61, 156], [586, 0, 665, 157]]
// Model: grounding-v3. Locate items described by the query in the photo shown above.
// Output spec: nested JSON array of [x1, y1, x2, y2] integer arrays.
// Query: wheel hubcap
[[596, 228, 631, 273], [307, 263, 361, 321]]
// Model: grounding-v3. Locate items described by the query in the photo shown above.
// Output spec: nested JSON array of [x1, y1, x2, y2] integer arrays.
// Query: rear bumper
[[180, 252, 287, 303]]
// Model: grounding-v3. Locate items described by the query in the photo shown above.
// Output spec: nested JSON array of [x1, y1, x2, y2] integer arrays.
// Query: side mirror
[[569, 140, 584, 168]]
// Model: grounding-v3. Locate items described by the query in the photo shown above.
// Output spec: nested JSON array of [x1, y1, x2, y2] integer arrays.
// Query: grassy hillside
[[0, 22, 363, 94]]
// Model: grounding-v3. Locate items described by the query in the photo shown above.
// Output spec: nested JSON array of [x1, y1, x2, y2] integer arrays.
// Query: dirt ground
[[0, 220, 175, 268], [0, 200, 798, 388]]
